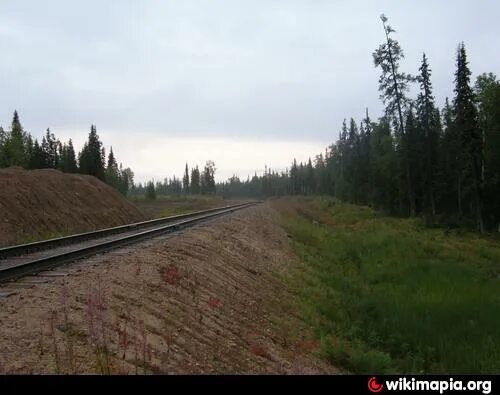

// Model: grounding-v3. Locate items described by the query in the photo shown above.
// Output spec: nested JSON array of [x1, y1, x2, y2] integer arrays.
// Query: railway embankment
[[0, 203, 336, 374], [0, 167, 144, 247]]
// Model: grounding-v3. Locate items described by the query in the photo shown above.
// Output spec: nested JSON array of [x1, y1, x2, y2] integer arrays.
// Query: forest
[[1, 16, 499, 231], [219, 16, 500, 232], [0, 114, 134, 195]]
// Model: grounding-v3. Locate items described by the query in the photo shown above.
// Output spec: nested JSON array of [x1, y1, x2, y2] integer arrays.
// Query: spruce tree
[[369, 116, 398, 211], [202, 160, 216, 195], [475, 73, 500, 229], [145, 180, 156, 200], [29, 139, 45, 169], [416, 54, 440, 215], [79, 125, 105, 181], [190, 165, 201, 194], [358, 109, 373, 204], [290, 159, 299, 195], [306, 158, 315, 195], [105, 147, 119, 188], [5, 111, 28, 167], [42, 128, 59, 168], [439, 97, 460, 216], [118, 166, 134, 195], [65, 139, 78, 173], [183, 163, 190, 194], [453, 43, 483, 231], [25, 134, 34, 169], [404, 106, 424, 214]]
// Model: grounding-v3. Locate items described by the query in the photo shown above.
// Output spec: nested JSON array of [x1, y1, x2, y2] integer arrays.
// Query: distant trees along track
[[0, 202, 259, 283]]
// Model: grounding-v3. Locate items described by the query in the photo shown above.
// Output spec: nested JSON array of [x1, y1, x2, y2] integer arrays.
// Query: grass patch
[[273, 196, 500, 373]]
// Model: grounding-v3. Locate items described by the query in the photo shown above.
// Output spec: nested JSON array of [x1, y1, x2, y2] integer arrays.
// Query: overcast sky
[[1, 1, 499, 182]]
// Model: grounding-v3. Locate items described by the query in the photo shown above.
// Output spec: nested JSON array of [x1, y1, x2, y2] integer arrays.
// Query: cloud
[[0, 0, 498, 179]]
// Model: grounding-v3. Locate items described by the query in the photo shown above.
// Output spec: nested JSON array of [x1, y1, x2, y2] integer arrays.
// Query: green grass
[[274, 197, 500, 374]]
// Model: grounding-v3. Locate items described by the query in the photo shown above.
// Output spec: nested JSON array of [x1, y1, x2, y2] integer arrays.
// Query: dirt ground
[[0, 167, 144, 247], [0, 203, 337, 374]]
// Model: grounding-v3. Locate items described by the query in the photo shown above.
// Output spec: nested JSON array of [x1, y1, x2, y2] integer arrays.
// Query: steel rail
[[0, 201, 253, 259], [0, 201, 258, 283]]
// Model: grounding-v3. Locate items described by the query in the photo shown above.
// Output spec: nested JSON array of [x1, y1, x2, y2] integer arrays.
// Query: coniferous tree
[[346, 118, 360, 202], [453, 43, 483, 231], [333, 120, 348, 199], [4, 111, 28, 167], [145, 180, 156, 200], [41, 128, 59, 168], [25, 134, 34, 169], [105, 147, 120, 188], [475, 73, 500, 229], [306, 158, 315, 195], [369, 116, 398, 211], [314, 153, 328, 195], [416, 54, 440, 215], [373, 14, 416, 216], [202, 160, 216, 195], [183, 163, 190, 194], [78, 125, 105, 181], [65, 139, 78, 173], [438, 97, 459, 216], [190, 165, 201, 194], [290, 159, 299, 195], [57, 143, 66, 171], [404, 105, 424, 214], [118, 165, 134, 195], [29, 139, 45, 169], [358, 110, 373, 204]]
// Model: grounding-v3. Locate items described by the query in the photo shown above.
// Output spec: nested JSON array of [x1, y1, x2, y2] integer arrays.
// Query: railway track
[[0, 201, 258, 284]]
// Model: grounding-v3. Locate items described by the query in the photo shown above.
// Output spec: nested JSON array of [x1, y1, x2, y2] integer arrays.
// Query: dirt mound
[[0, 167, 144, 247], [0, 204, 337, 374]]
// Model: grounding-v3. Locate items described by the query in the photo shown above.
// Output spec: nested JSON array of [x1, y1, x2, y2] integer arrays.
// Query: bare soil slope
[[0, 204, 337, 374], [0, 167, 144, 247]]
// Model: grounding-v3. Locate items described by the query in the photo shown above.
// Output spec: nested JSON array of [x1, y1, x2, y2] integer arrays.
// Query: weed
[[48, 311, 60, 374], [162, 265, 181, 287], [249, 343, 271, 360], [115, 320, 130, 360], [274, 197, 500, 373], [60, 281, 76, 373], [85, 278, 112, 374], [208, 296, 222, 309]]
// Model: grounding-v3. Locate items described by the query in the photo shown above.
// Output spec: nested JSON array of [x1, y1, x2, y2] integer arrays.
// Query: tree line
[[131, 160, 217, 199], [219, 15, 500, 232], [0, 112, 134, 195]]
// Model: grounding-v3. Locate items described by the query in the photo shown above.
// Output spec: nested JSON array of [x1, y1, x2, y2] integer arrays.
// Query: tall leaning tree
[[373, 14, 416, 216], [454, 43, 484, 232]]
